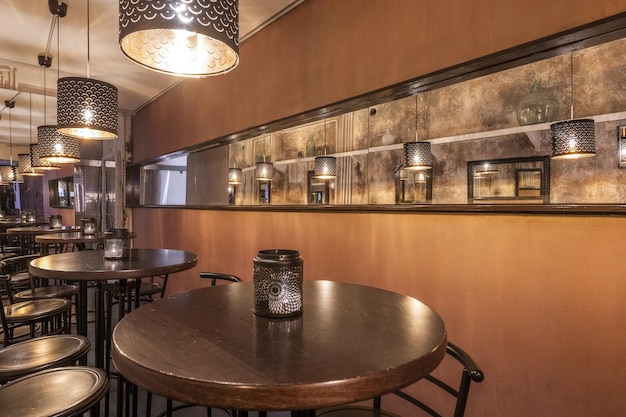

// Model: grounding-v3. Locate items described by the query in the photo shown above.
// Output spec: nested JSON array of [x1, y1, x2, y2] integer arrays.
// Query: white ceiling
[[0, 0, 304, 149]]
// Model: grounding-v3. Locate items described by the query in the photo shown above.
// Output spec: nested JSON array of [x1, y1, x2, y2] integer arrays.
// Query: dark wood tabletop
[[112, 280, 447, 412], [6, 225, 80, 234], [29, 248, 198, 281], [35, 232, 105, 255]]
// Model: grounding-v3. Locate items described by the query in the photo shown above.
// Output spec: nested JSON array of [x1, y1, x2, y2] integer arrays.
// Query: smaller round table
[[36, 232, 105, 255]]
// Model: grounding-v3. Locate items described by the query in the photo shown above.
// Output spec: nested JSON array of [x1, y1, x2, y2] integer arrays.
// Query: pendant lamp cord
[[570, 52, 574, 120], [87, 0, 91, 78]]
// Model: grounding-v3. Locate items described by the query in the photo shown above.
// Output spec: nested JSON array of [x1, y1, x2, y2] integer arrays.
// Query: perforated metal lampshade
[[314, 156, 337, 179], [57, 77, 118, 140], [404, 142, 433, 170], [119, 0, 240, 77], [18, 153, 44, 176], [37, 125, 81, 164], [255, 162, 274, 181], [550, 119, 596, 159], [228, 168, 243, 185], [31, 143, 61, 170], [0, 165, 23, 184]]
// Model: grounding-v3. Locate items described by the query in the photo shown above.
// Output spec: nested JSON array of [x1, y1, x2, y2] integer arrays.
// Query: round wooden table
[[35, 232, 105, 255], [112, 280, 447, 413], [30, 249, 198, 368], [7, 225, 80, 254]]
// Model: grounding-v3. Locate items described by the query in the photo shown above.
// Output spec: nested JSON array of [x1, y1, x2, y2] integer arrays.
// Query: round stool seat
[[0, 335, 90, 383], [4, 298, 71, 321], [14, 284, 79, 301], [0, 366, 108, 417]]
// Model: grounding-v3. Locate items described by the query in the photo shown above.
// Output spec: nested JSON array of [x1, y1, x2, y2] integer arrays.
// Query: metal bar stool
[[0, 334, 90, 383], [0, 366, 109, 417]]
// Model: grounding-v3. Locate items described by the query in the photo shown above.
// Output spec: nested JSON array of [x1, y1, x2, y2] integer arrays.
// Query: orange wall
[[132, 208, 626, 416], [130, 1, 626, 416]]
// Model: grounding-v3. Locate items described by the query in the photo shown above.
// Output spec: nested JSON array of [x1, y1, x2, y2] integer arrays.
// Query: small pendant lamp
[[19, 94, 44, 177], [57, 0, 118, 140], [255, 134, 274, 181], [551, 53, 595, 159], [119, 0, 240, 77], [314, 119, 337, 179], [228, 168, 242, 185], [403, 95, 433, 171]]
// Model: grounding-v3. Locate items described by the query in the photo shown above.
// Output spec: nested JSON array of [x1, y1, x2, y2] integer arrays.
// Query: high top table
[[29, 249, 198, 365], [112, 280, 447, 416], [35, 232, 105, 255]]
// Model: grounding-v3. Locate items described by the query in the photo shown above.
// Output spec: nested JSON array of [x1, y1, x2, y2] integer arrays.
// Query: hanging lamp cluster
[[119, 0, 240, 77]]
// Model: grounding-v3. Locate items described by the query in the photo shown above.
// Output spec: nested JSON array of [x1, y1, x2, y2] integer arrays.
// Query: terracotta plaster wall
[[132, 208, 626, 417], [132, 0, 626, 162]]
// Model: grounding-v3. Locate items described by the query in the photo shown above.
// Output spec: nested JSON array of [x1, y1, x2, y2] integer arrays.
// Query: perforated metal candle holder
[[253, 249, 303, 318]]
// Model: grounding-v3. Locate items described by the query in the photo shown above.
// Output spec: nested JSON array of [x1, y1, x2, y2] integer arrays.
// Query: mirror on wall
[[467, 156, 550, 204], [48, 176, 74, 208], [131, 32, 626, 209]]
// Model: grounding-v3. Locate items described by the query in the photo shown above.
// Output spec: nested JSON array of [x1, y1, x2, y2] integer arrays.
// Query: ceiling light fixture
[[57, 0, 118, 140], [255, 134, 273, 181], [314, 119, 337, 179], [2, 101, 23, 184], [403, 95, 433, 171], [550, 53, 596, 159], [32, 3, 62, 170], [119, 0, 240, 77], [19, 94, 44, 177], [38, 1, 81, 163]]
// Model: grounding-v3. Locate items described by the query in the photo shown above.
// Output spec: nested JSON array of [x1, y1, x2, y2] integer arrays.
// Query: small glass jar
[[81, 218, 97, 235], [104, 228, 133, 259], [49, 214, 62, 228]]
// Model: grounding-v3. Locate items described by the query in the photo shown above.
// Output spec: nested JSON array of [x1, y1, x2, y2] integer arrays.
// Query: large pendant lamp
[[551, 53, 595, 159], [37, 125, 81, 164], [57, 0, 118, 140], [119, 0, 240, 77], [34, 47, 61, 170], [314, 119, 337, 179]]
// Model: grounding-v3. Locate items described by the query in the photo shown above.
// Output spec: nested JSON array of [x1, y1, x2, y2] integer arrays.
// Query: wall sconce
[[228, 168, 243, 185], [119, 0, 239, 77], [550, 53, 595, 159]]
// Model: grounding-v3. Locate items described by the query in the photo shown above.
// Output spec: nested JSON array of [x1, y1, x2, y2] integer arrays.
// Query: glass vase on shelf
[[516, 80, 559, 126]]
